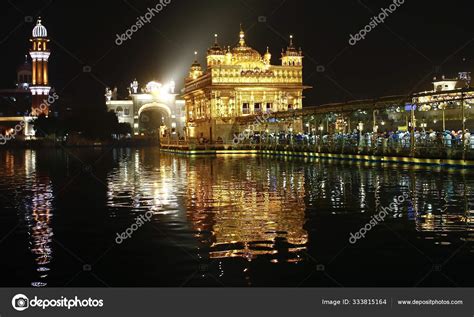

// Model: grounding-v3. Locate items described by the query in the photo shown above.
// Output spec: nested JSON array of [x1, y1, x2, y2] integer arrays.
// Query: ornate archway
[[138, 102, 172, 118], [137, 102, 173, 137]]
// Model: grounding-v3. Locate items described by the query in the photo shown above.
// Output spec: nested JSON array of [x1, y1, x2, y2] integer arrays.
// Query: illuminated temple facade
[[183, 27, 310, 142]]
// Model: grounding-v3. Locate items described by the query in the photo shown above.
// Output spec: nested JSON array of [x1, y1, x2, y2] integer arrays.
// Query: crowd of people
[[246, 129, 474, 150]]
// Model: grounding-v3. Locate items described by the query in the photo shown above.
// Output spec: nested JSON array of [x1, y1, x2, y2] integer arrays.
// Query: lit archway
[[138, 102, 172, 118], [137, 102, 173, 137]]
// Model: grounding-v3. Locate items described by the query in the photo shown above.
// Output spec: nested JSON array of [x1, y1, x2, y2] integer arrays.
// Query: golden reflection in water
[[103, 150, 474, 262], [106, 151, 309, 263], [4, 150, 16, 177], [186, 157, 308, 263], [107, 149, 183, 213]]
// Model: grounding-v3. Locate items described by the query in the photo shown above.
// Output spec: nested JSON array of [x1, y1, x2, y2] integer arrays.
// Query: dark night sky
[[0, 0, 473, 111]]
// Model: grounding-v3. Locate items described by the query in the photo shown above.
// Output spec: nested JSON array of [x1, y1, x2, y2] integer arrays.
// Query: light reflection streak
[[17, 150, 54, 287]]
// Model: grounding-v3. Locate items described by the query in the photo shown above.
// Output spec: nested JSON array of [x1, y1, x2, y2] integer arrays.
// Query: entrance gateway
[[106, 81, 185, 139]]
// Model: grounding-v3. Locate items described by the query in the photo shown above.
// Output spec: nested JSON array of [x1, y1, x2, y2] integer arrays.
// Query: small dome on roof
[[208, 34, 225, 55], [190, 51, 202, 69], [18, 55, 31, 72]]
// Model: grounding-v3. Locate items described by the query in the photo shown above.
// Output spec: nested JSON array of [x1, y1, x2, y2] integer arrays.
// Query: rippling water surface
[[0, 148, 473, 287]]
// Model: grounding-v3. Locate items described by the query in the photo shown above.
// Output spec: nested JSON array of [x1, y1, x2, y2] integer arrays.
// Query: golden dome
[[231, 26, 262, 63], [231, 46, 262, 62]]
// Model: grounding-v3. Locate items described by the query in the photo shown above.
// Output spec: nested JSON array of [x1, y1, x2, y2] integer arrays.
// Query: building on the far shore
[[0, 57, 33, 119], [183, 26, 311, 143], [411, 72, 473, 131], [0, 17, 53, 139], [106, 80, 185, 138]]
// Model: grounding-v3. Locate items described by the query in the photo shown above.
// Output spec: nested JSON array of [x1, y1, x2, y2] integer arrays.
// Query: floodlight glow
[[146, 81, 162, 93]]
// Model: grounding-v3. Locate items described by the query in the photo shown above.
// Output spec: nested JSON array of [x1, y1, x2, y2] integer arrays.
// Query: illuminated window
[[242, 103, 250, 114], [254, 103, 262, 113]]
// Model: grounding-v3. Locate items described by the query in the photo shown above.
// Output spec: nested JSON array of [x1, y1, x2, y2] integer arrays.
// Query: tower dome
[[191, 58, 202, 69], [283, 35, 301, 56], [207, 34, 224, 55], [281, 35, 303, 67], [32, 17, 48, 38], [207, 34, 226, 67], [188, 51, 203, 80]]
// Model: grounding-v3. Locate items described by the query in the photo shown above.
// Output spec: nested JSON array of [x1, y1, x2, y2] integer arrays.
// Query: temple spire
[[239, 24, 245, 46]]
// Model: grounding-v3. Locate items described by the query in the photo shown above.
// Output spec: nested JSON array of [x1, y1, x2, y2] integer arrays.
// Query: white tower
[[29, 17, 51, 116]]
